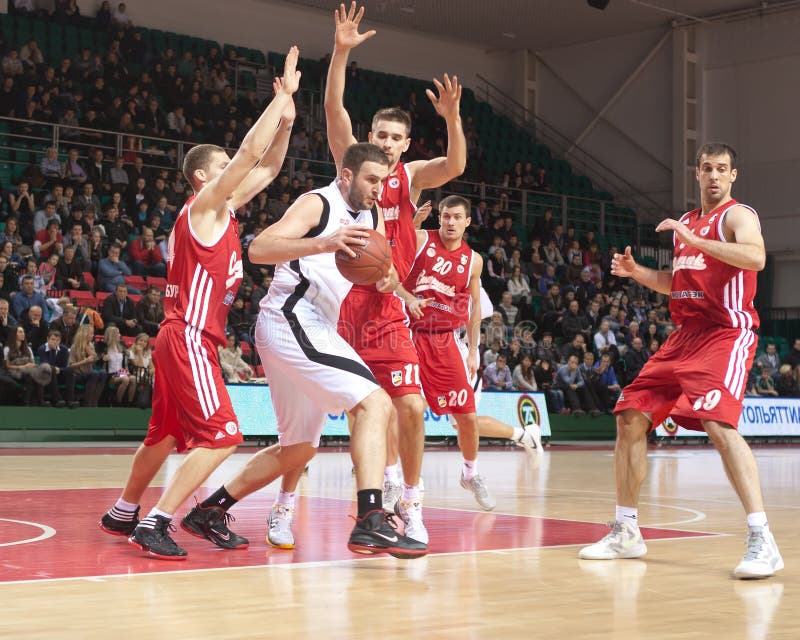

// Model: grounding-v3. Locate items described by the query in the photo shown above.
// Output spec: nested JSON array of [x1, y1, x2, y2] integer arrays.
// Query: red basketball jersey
[[670, 199, 760, 330], [405, 230, 474, 331], [163, 195, 244, 345], [351, 162, 417, 295]]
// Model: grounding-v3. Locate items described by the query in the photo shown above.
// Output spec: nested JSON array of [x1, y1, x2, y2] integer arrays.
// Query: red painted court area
[[0, 488, 715, 583]]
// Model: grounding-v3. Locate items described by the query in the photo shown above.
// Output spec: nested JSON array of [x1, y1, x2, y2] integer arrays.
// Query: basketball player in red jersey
[[580, 142, 783, 579], [99, 47, 302, 560], [325, 2, 466, 546]]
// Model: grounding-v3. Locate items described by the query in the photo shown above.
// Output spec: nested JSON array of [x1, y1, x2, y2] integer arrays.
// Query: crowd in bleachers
[[0, 2, 797, 410]]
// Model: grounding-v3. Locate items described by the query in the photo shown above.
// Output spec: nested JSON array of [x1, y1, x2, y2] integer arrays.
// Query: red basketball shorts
[[144, 324, 243, 452], [338, 288, 420, 398], [414, 329, 476, 416], [614, 325, 757, 432]]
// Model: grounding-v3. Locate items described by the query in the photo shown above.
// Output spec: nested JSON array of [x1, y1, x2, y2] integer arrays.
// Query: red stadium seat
[[256, 365, 265, 378], [147, 276, 167, 292], [128, 294, 142, 304], [240, 342, 252, 357], [82, 272, 95, 288], [96, 291, 113, 305], [124, 276, 147, 291], [121, 336, 136, 347], [70, 290, 97, 308]]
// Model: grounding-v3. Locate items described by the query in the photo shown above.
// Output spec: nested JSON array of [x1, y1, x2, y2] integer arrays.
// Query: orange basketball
[[335, 228, 392, 285]]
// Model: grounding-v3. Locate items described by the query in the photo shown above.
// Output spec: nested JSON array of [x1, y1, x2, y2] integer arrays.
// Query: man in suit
[[37, 329, 77, 408], [102, 283, 140, 336]]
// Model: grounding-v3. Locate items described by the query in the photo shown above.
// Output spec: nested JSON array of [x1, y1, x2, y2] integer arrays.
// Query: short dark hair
[[371, 108, 411, 136], [48, 329, 62, 339], [696, 142, 737, 170], [439, 195, 471, 214], [183, 144, 225, 187], [342, 142, 390, 176]]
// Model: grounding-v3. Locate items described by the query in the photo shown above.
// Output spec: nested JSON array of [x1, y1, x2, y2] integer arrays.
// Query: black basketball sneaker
[[181, 503, 249, 550], [99, 505, 140, 537], [347, 509, 428, 559], [128, 516, 188, 560]]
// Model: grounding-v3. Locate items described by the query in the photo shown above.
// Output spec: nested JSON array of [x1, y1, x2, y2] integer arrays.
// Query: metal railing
[[475, 73, 671, 227]]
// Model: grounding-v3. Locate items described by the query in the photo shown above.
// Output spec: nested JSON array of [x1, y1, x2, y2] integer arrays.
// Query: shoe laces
[[471, 474, 490, 498], [601, 520, 628, 543], [270, 505, 293, 527], [743, 528, 767, 560], [215, 511, 236, 532]]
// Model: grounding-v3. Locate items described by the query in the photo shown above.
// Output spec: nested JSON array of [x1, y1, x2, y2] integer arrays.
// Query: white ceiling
[[275, 0, 793, 51]]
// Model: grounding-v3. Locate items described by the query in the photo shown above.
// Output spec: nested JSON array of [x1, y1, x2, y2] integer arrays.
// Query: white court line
[[0, 518, 56, 547], [0, 532, 729, 586]]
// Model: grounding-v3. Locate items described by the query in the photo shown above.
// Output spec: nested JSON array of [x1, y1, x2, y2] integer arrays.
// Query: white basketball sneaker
[[516, 425, 542, 452], [266, 504, 295, 549], [395, 498, 429, 546], [579, 520, 648, 560], [460, 470, 496, 511], [733, 526, 784, 579], [383, 480, 402, 513]]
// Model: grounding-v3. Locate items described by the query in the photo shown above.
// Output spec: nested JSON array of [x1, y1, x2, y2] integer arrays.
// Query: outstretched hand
[[610, 246, 637, 278], [655, 217, 700, 248], [334, 2, 376, 51], [413, 200, 432, 228], [426, 74, 462, 121], [273, 77, 296, 122], [279, 46, 301, 96], [406, 296, 433, 320]]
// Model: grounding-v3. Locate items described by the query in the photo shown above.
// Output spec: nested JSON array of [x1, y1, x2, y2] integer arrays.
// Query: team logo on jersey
[[700, 225, 710, 236], [673, 254, 707, 272], [339, 218, 351, 225], [223, 291, 235, 305], [517, 395, 541, 428], [460, 254, 469, 265], [456, 265, 465, 274], [388, 177, 400, 189], [426, 247, 436, 258], [225, 421, 240, 436], [437, 396, 447, 408], [391, 370, 403, 386]]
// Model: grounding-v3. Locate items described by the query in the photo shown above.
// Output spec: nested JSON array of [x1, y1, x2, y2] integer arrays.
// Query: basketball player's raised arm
[[466, 254, 484, 379], [248, 194, 370, 264], [655, 206, 766, 271], [229, 80, 296, 211], [407, 74, 466, 198], [193, 46, 300, 219], [325, 2, 373, 170]]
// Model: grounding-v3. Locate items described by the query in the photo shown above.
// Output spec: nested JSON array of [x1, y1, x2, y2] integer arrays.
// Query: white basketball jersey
[[264, 180, 378, 325]]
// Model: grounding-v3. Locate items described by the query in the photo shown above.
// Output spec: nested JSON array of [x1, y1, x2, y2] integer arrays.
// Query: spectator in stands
[[69, 324, 108, 407], [532, 331, 558, 366], [575, 267, 598, 308], [108, 159, 129, 195], [98, 243, 133, 292], [89, 227, 109, 275], [755, 366, 779, 397], [561, 299, 592, 343], [1, 218, 25, 254], [219, 333, 255, 383], [50, 305, 78, 347], [594, 352, 621, 413], [782, 338, 800, 370], [37, 328, 78, 408], [33, 201, 62, 235], [63, 149, 88, 185], [9, 182, 35, 229], [102, 325, 137, 405], [63, 222, 90, 269], [19, 37, 43, 72], [538, 264, 557, 297], [0, 299, 17, 334], [12, 276, 48, 322], [555, 354, 599, 416], [44, 184, 72, 220], [75, 183, 102, 215], [112, 2, 132, 29], [507, 265, 532, 307], [54, 244, 87, 291], [128, 227, 166, 278], [561, 333, 587, 364], [37, 254, 58, 294], [512, 354, 537, 392], [19, 258, 45, 296], [485, 251, 506, 303], [40, 148, 64, 186], [23, 304, 49, 352], [135, 286, 164, 337], [128, 332, 154, 406], [593, 319, 618, 361], [86, 150, 111, 195], [623, 337, 648, 385], [534, 357, 564, 413], [0, 76, 15, 116], [776, 364, 799, 398], [498, 291, 519, 327], [484, 353, 513, 391], [646, 338, 661, 358], [101, 282, 139, 338], [5, 325, 50, 406], [1, 49, 24, 77], [102, 204, 131, 249], [95, 1, 112, 30]]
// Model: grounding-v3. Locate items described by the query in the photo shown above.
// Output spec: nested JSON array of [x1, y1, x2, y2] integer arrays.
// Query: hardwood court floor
[[0, 444, 797, 639]]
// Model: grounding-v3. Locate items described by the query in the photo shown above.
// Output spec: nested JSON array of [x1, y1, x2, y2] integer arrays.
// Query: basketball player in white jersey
[[201, 143, 426, 558]]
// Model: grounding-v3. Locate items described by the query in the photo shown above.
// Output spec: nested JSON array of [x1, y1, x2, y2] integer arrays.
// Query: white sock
[[616, 505, 638, 526], [402, 483, 421, 502], [384, 464, 400, 484], [747, 512, 768, 529], [115, 498, 138, 512], [512, 427, 524, 442], [147, 507, 173, 520], [462, 458, 477, 480], [275, 490, 296, 508]]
